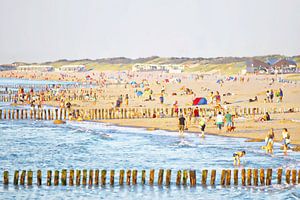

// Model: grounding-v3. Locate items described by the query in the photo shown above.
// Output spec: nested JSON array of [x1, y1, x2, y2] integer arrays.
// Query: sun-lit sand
[[1, 70, 300, 145]]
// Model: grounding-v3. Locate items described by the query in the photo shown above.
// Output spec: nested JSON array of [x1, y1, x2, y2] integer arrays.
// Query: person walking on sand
[[225, 111, 233, 132], [178, 114, 186, 137], [279, 88, 283, 102], [216, 111, 224, 131], [193, 107, 200, 124]]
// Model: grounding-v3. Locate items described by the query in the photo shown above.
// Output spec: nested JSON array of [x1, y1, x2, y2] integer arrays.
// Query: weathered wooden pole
[[14, 170, 19, 185], [221, 170, 226, 186], [54, 170, 59, 186], [166, 169, 171, 186], [277, 168, 282, 184], [247, 169, 252, 186], [88, 169, 93, 186], [211, 169, 216, 186], [226, 170, 231, 186], [3, 171, 9, 185], [141, 170, 146, 185], [55, 109, 58, 120], [101, 170, 107, 185], [260, 168, 265, 185], [69, 169, 74, 186], [286, 169, 291, 184], [82, 169, 87, 186], [27, 170, 33, 186], [266, 169, 272, 185], [253, 169, 258, 186], [20, 170, 26, 185], [110, 170, 114, 185], [37, 170, 42, 186], [234, 169, 238, 185], [47, 170, 52, 186], [182, 170, 188, 186], [126, 170, 131, 185], [158, 169, 164, 186], [176, 170, 182, 186], [76, 170, 81, 186], [61, 169, 67, 186], [292, 169, 297, 184], [149, 169, 154, 185], [201, 169, 208, 185], [94, 169, 99, 186], [190, 170, 196, 187], [241, 169, 246, 186], [119, 170, 124, 185], [130, 170, 137, 185]]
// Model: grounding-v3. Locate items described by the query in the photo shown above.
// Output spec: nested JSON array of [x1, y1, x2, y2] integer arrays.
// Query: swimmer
[[233, 151, 246, 166]]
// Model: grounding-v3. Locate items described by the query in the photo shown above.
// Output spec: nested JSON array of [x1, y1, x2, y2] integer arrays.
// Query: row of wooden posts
[[2, 168, 300, 187], [0, 106, 299, 121], [0, 83, 80, 89]]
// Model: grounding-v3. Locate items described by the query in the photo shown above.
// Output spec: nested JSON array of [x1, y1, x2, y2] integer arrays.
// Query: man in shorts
[[178, 114, 186, 136]]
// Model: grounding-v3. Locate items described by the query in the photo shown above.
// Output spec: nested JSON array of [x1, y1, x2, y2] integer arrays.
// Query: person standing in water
[[233, 151, 246, 166], [265, 128, 274, 154], [282, 128, 290, 153], [199, 115, 206, 137], [178, 114, 186, 137]]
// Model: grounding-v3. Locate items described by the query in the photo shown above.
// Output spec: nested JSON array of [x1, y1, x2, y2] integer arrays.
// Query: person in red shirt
[[193, 107, 200, 124]]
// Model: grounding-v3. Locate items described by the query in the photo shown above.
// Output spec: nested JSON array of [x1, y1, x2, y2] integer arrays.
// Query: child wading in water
[[233, 151, 246, 166]]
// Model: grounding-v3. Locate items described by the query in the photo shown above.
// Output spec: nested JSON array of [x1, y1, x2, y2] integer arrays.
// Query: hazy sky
[[0, 0, 300, 63]]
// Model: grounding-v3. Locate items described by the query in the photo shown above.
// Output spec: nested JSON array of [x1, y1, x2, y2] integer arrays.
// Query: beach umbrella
[[193, 97, 207, 105], [131, 81, 137, 85]]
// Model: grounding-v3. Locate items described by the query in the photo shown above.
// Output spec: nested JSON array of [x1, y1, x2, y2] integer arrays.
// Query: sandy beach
[[1, 71, 300, 146]]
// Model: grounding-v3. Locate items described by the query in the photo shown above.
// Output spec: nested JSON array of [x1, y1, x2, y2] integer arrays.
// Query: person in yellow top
[[233, 151, 246, 166]]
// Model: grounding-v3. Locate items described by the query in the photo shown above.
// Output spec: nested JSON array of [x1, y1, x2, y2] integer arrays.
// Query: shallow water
[[0, 119, 300, 199]]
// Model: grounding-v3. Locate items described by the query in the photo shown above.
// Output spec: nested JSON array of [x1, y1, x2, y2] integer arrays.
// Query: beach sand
[[2, 70, 300, 145]]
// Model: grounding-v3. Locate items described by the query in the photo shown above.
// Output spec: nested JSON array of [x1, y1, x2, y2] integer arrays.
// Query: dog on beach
[[226, 126, 236, 132]]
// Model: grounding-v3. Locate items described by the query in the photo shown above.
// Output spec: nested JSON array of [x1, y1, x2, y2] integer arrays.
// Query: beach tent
[[193, 97, 207, 105], [131, 81, 137, 85], [136, 91, 143, 97]]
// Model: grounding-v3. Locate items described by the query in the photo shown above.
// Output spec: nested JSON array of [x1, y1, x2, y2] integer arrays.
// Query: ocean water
[[0, 119, 299, 199], [0, 78, 300, 199]]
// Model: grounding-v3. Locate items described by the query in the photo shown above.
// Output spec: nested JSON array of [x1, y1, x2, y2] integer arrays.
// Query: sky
[[0, 0, 300, 63]]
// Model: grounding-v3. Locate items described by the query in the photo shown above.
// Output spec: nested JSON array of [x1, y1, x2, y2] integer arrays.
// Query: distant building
[[59, 65, 86, 72], [17, 65, 54, 72], [132, 64, 184, 73], [0, 64, 17, 71], [246, 59, 271, 73], [246, 58, 298, 74], [272, 59, 297, 74]]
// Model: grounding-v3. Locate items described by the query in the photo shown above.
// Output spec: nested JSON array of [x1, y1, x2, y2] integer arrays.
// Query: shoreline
[[97, 118, 300, 145]]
